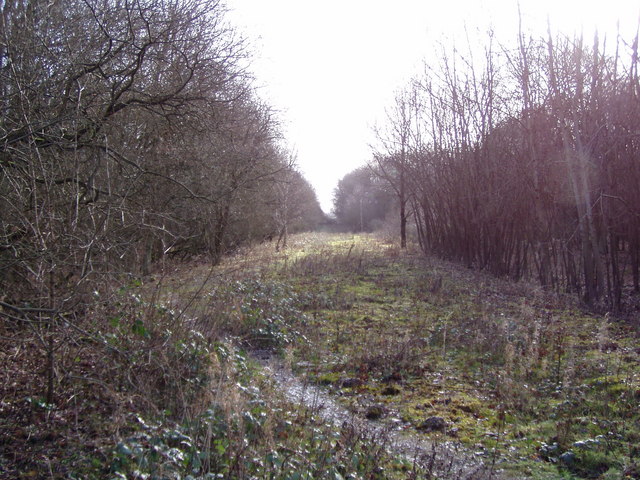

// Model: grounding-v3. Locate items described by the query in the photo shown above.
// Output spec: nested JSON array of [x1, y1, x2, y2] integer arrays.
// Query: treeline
[[0, 0, 323, 307], [371, 29, 640, 312]]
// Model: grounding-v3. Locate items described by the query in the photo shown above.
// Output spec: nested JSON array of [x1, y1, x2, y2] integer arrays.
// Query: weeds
[[0, 234, 430, 479], [272, 233, 640, 479], [3, 232, 639, 478]]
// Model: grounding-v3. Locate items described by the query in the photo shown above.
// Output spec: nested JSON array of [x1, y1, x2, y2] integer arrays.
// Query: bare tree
[[371, 87, 420, 248], [0, 0, 253, 304], [391, 24, 640, 311]]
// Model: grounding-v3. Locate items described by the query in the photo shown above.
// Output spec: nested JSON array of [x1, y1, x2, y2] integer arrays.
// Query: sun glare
[[226, 0, 640, 212]]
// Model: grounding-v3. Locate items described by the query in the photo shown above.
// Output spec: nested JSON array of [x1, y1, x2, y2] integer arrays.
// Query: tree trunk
[[211, 202, 231, 265], [399, 166, 407, 249]]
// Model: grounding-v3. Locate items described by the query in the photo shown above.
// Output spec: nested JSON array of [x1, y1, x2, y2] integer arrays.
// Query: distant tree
[[269, 164, 325, 250], [332, 166, 393, 232], [371, 87, 421, 248]]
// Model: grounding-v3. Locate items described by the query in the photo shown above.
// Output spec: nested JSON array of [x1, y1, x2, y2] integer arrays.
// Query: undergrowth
[[3, 232, 639, 479], [0, 236, 423, 479]]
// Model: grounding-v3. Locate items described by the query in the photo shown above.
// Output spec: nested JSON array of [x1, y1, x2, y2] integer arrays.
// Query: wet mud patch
[[252, 350, 512, 479]]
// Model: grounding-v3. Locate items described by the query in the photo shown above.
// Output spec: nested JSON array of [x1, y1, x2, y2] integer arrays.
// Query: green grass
[[1, 233, 437, 479], [258, 233, 640, 480], [7, 231, 634, 478]]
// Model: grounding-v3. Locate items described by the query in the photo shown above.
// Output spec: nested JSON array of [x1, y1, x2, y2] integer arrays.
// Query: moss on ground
[[264, 233, 640, 480]]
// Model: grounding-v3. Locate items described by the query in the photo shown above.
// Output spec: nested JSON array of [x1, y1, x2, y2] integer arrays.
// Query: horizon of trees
[[368, 26, 640, 312]]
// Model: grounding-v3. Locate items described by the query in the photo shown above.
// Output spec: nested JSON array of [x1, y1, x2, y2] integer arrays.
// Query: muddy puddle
[[252, 351, 514, 479]]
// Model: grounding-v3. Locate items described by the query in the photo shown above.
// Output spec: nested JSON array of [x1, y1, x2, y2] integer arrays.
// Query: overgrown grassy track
[[2, 232, 638, 479], [252, 233, 639, 479], [3, 233, 443, 479]]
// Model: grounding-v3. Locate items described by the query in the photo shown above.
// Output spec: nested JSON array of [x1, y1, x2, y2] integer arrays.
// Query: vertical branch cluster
[[371, 88, 418, 248], [382, 29, 640, 311]]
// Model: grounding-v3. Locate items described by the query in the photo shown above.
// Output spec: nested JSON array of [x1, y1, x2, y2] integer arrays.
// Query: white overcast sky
[[225, 0, 640, 213]]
